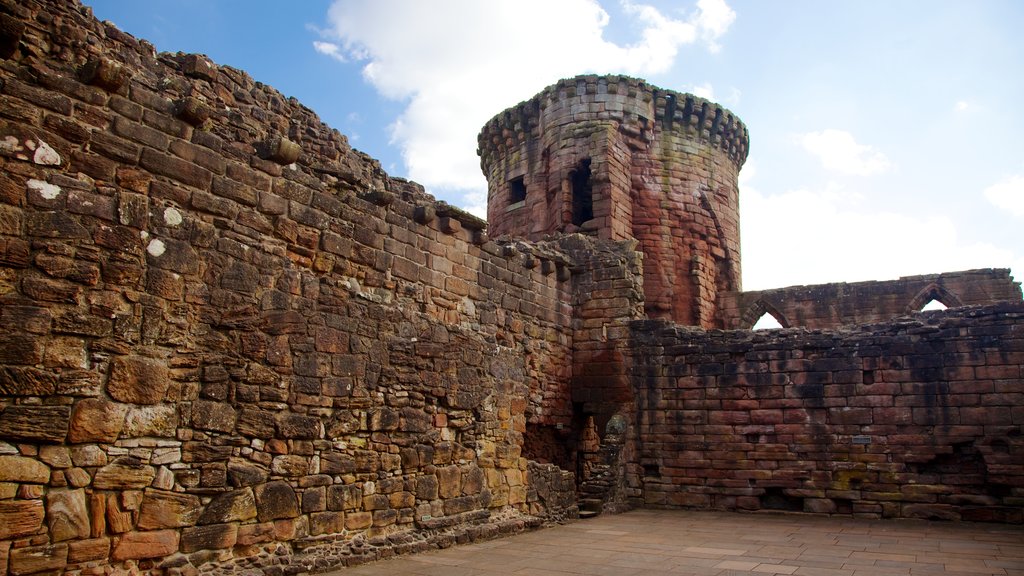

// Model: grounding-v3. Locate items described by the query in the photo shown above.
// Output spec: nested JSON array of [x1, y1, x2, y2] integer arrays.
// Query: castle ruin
[[0, 1, 1021, 574]]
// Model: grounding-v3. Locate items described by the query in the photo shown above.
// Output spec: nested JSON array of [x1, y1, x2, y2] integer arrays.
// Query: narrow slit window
[[508, 176, 527, 205], [571, 159, 593, 226]]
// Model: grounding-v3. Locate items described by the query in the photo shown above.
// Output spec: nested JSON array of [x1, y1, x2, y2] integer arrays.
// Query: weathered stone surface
[[227, 460, 268, 487], [105, 493, 134, 534], [191, 399, 237, 433], [107, 355, 171, 404], [0, 366, 57, 395], [236, 522, 275, 546], [67, 537, 110, 563], [71, 445, 107, 467], [254, 480, 299, 522], [38, 445, 72, 468], [309, 511, 344, 536], [0, 405, 70, 442], [197, 488, 256, 525], [8, 543, 68, 575], [122, 404, 179, 437], [0, 499, 45, 539], [68, 398, 127, 443], [93, 456, 156, 490], [111, 529, 179, 560], [181, 522, 238, 552], [137, 490, 202, 529], [271, 455, 308, 477], [0, 455, 50, 483], [275, 412, 320, 439], [47, 488, 90, 541]]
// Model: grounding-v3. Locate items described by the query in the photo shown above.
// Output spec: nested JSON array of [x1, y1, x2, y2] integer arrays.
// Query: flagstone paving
[[323, 509, 1024, 576]]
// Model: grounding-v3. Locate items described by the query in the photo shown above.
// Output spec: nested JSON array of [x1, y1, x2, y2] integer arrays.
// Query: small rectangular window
[[508, 176, 526, 205]]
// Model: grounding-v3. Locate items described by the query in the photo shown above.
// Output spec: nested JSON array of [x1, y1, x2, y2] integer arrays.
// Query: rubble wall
[[630, 303, 1024, 522], [0, 1, 581, 573]]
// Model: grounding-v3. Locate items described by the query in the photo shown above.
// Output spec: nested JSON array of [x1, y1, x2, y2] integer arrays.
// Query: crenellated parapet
[[477, 74, 749, 175]]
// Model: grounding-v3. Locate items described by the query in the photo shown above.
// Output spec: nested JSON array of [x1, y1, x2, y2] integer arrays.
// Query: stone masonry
[[479, 75, 747, 328], [0, 1, 1022, 575]]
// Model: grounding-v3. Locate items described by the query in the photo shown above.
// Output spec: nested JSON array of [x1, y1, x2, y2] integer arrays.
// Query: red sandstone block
[[961, 406, 1012, 425], [976, 365, 1021, 379], [856, 381, 901, 395], [943, 365, 978, 381], [750, 409, 783, 424], [847, 395, 892, 408], [912, 407, 960, 425], [707, 411, 750, 425], [827, 405, 868, 424], [871, 407, 912, 424], [721, 399, 759, 411]]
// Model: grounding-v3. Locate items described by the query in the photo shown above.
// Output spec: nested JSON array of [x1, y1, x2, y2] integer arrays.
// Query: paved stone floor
[[324, 510, 1024, 576]]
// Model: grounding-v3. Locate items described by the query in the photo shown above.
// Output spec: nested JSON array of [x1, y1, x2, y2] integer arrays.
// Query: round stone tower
[[478, 75, 749, 327]]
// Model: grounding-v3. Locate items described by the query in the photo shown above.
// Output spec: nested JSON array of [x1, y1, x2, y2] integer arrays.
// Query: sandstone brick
[[137, 490, 201, 530], [111, 529, 179, 560], [107, 355, 171, 405], [8, 543, 68, 575], [181, 522, 238, 552], [93, 456, 155, 490], [0, 405, 69, 442], [0, 499, 45, 539], [67, 537, 110, 563], [345, 511, 372, 531], [46, 488, 90, 541], [68, 398, 127, 443], [254, 481, 299, 522], [197, 488, 256, 525]]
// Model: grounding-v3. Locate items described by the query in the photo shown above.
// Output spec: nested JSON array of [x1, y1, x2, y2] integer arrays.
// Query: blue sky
[[86, 0, 1024, 291]]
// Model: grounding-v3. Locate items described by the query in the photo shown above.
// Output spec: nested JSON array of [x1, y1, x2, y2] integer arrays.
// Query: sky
[[86, 0, 1024, 292]]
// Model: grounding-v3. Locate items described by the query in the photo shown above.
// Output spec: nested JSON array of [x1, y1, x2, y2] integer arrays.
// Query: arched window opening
[[571, 159, 593, 226], [920, 299, 948, 311], [752, 312, 784, 330]]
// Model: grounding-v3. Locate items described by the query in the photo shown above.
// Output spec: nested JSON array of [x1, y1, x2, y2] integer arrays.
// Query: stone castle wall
[[0, 1, 596, 573], [478, 75, 749, 327], [0, 1, 1022, 575], [629, 303, 1024, 522], [719, 269, 1022, 329]]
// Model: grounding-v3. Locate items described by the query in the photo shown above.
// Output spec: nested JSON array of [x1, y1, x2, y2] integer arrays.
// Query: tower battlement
[[479, 74, 749, 326], [478, 75, 749, 171]]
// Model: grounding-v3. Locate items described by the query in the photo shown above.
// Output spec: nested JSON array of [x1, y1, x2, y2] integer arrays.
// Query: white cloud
[[954, 100, 969, 111], [321, 0, 735, 214], [739, 173, 1019, 290], [692, 0, 736, 52], [800, 129, 891, 176], [983, 174, 1024, 218], [690, 82, 715, 100], [312, 40, 346, 62]]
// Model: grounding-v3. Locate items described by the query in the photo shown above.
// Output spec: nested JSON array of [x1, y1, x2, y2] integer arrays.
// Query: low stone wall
[[630, 303, 1024, 522], [718, 269, 1021, 329]]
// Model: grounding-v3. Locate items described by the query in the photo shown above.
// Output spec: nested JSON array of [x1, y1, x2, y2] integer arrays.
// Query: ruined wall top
[[477, 74, 750, 172]]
